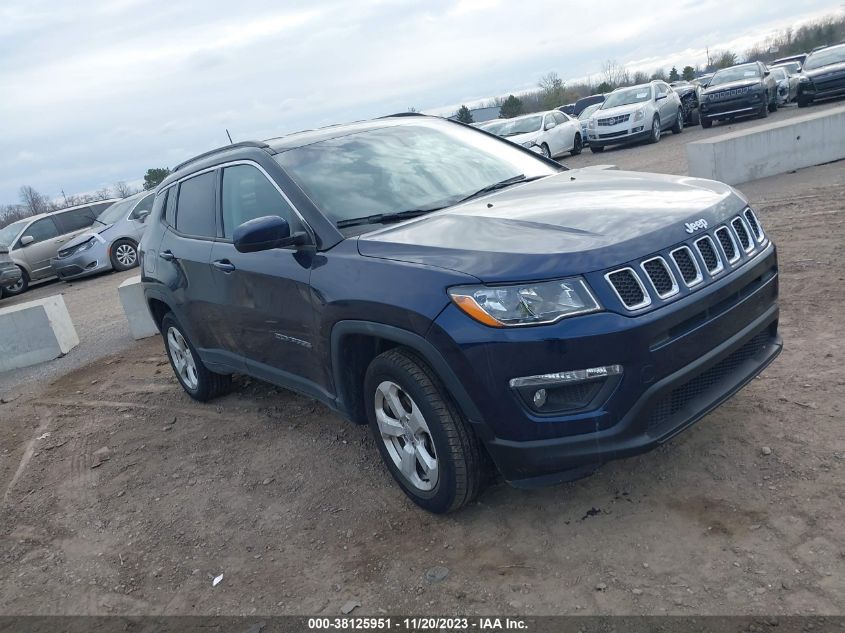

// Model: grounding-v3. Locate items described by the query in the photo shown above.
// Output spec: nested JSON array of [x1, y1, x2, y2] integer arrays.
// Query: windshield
[[773, 61, 800, 74], [95, 198, 133, 225], [479, 120, 507, 135], [274, 121, 557, 230], [579, 103, 601, 120], [803, 44, 845, 70], [770, 68, 788, 81], [0, 219, 28, 247], [710, 64, 761, 86], [499, 115, 543, 136], [601, 86, 652, 109]]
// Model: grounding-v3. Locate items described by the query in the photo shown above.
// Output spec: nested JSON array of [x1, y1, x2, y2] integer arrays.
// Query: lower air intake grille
[[732, 217, 751, 251], [647, 330, 772, 432], [671, 247, 700, 285], [716, 227, 737, 262], [606, 269, 648, 309], [642, 258, 676, 297], [744, 209, 762, 241]]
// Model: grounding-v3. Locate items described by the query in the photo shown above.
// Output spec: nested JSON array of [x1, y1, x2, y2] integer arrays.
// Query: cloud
[[1, 0, 843, 202]]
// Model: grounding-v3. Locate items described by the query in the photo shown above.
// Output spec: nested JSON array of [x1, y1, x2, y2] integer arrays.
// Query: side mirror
[[544, 121, 556, 130], [136, 210, 151, 222], [19, 235, 34, 247], [764, 70, 771, 76], [233, 215, 308, 253]]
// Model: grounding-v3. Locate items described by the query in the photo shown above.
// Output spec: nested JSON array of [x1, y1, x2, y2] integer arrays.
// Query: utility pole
[[61, 189, 69, 206], [706, 47, 711, 69]]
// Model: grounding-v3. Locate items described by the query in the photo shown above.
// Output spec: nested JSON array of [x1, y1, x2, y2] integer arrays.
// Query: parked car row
[[0, 191, 155, 299], [476, 43, 844, 157]]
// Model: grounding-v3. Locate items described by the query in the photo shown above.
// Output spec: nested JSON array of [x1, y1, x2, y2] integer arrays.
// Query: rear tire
[[161, 312, 231, 402], [364, 348, 484, 514], [671, 108, 684, 134], [110, 239, 139, 272], [2, 267, 29, 297]]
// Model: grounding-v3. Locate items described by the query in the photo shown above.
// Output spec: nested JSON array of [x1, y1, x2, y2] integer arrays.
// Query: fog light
[[510, 365, 623, 415]]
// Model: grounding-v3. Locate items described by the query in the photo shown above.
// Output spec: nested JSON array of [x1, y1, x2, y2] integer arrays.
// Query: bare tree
[[538, 71, 565, 109], [113, 181, 135, 198], [602, 59, 630, 89], [631, 71, 649, 85], [19, 185, 50, 216], [93, 187, 113, 201]]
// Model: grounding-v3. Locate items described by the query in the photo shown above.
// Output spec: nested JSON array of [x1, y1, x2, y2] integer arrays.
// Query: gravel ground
[[0, 269, 140, 401], [0, 124, 843, 617]]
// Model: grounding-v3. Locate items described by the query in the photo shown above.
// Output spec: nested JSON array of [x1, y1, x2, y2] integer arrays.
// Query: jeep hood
[[704, 79, 761, 93], [356, 169, 746, 283]]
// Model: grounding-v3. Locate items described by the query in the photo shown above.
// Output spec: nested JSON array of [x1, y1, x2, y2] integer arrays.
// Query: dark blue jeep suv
[[140, 114, 781, 513]]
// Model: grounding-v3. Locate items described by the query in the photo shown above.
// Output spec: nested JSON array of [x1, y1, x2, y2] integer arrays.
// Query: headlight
[[633, 110, 644, 122], [64, 238, 96, 257], [521, 140, 535, 148], [448, 278, 601, 327], [588, 119, 596, 128]]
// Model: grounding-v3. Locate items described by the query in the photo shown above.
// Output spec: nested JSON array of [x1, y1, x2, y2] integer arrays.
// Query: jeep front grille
[[641, 257, 678, 298], [605, 268, 651, 310], [743, 208, 763, 242]]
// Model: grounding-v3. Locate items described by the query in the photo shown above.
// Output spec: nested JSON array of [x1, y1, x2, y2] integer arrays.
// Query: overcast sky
[[1, 0, 842, 204]]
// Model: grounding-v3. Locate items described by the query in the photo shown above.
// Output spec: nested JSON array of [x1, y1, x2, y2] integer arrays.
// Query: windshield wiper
[[456, 174, 544, 204], [336, 207, 444, 229]]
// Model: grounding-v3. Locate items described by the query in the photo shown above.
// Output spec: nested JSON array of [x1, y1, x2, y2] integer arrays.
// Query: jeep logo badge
[[684, 219, 708, 234]]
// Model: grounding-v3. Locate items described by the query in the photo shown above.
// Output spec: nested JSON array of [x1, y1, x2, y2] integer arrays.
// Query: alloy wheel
[[374, 380, 439, 492], [115, 244, 137, 267], [652, 118, 661, 141], [167, 326, 199, 390]]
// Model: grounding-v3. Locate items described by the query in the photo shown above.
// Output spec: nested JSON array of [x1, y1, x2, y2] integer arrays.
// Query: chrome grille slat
[[715, 226, 740, 263], [743, 208, 764, 243], [670, 246, 703, 287], [731, 216, 754, 253], [640, 256, 679, 299], [694, 235, 724, 276], [605, 268, 651, 310]]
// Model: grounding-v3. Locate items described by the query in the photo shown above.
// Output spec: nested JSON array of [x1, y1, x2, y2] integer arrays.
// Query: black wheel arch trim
[[330, 320, 484, 427]]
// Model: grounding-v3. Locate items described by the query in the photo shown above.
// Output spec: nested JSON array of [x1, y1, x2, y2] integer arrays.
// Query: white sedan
[[488, 110, 583, 158]]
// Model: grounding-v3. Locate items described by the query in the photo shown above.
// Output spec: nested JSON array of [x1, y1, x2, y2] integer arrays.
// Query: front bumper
[[0, 265, 22, 286], [587, 122, 650, 147], [699, 92, 765, 119], [50, 244, 111, 280], [799, 76, 845, 102], [427, 242, 780, 486]]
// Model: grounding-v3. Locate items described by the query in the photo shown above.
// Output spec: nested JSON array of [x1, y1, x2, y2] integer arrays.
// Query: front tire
[[759, 96, 769, 118], [2, 267, 29, 297], [364, 348, 484, 514], [768, 95, 778, 112], [161, 312, 231, 402], [540, 143, 552, 159], [570, 133, 582, 155], [648, 115, 661, 143], [690, 108, 701, 126], [797, 95, 811, 108], [701, 115, 713, 129], [590, 145, 605, 153], [110, 239, 139, 272]]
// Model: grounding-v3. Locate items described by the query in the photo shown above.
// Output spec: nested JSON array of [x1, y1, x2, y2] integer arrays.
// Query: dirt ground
[[0, 162, 843, 616]]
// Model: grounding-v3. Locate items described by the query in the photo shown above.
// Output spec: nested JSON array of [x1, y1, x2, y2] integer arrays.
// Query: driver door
[[541, 114, 559, 155], [15, 217, 61, 279], [656, 83, 673, 127]]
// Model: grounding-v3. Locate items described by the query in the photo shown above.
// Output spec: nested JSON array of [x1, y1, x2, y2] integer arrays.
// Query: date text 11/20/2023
[[306, 617, 528, 630]]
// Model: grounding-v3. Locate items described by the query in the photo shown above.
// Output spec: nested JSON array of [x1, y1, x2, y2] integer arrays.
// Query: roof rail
[[173, 141, 273, 172], [378, 112, 429, 119]]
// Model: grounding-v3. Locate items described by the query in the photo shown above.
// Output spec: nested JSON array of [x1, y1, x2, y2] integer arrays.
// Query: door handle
[[159, 250, 175, 261], [212, 259, 236, 273]]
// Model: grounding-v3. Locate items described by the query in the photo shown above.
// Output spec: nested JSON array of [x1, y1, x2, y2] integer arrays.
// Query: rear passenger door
[[156, 171, 220, 354], [208, 162, 320, 391]]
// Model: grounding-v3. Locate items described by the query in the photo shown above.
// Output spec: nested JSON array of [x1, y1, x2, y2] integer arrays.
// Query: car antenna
[[225, 129, 234, 145]]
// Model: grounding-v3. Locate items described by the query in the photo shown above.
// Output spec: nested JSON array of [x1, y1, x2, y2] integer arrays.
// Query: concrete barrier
[[687, 104, 845, 185], [118, 276, 158, 340], [0, 295, 79, 371]]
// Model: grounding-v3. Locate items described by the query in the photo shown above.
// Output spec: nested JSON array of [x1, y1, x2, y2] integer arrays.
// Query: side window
[[21, 218, 59, 245], [221, 164, 300, 239], [130, 193, 155, 219], [90, 201, 114, 216], [553, 111, 567, 124], [175, 172, 216, 238], [657, 83, 668, 97], [54, 207, 96, 234], [164, 187, 177, 227]]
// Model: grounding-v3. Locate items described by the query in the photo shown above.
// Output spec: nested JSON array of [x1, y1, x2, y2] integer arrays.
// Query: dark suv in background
[[699, 61, 779, 128], [141, 114, 781, 513], [797, 43, 845, 107]]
